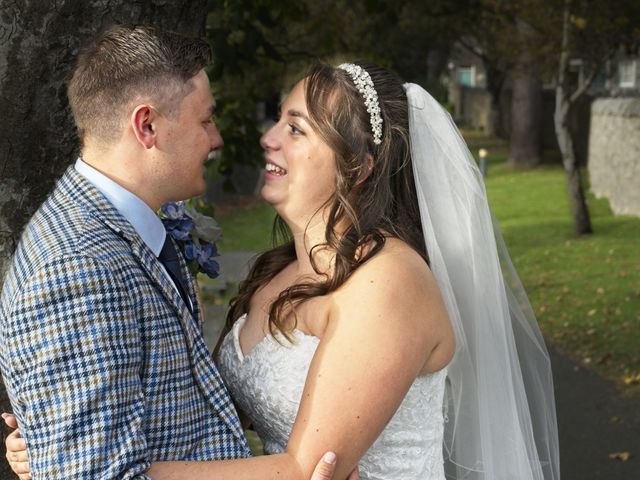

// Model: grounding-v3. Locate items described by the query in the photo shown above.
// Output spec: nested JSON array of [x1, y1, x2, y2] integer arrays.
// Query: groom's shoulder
[[8, 185, 128, 284]]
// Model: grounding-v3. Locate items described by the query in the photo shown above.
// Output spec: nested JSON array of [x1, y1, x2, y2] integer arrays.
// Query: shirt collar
[[74, 158, 166, 256]]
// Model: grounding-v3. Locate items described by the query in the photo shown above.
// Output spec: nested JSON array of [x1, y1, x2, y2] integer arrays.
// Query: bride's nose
[[260, 123, 279, 151]]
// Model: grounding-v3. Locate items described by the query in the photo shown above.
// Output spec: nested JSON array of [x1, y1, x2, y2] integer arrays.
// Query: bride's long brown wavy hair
[[222, 62, 427, 341]]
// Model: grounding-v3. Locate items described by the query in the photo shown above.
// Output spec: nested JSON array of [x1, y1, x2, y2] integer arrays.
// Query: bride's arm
[[2, 420, 352, 480], [280, 248, 451, 479]]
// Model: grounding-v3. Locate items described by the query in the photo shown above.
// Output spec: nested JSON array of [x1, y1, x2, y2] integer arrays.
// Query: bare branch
[[569, 49, 616, 104]]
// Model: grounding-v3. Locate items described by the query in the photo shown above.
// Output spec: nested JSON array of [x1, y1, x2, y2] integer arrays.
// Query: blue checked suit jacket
[[0, 166, 250, 479]]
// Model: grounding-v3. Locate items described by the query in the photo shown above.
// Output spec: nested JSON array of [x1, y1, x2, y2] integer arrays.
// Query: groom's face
[[156, 70, 222, 202]]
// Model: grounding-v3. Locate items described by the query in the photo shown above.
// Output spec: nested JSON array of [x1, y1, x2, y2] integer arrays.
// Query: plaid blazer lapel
[[170, 252, 248, 444], [129, 242, 246, 443], [58, 167, 190, 319], [59, 167, 246, 445]]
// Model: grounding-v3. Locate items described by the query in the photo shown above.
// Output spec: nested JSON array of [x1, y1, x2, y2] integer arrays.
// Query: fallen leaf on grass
[[623, 373, 640, 385], [608, 452, 631, 461]]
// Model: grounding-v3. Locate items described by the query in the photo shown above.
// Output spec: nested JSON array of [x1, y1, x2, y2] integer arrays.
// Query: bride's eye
[[288, 123, 303, 135]]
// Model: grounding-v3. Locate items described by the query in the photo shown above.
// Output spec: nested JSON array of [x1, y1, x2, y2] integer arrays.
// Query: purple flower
[[164, 217, 195, 241], [184, 241, 220, 278], [161, 202, 187, 220], [159, 201, 222, 279]]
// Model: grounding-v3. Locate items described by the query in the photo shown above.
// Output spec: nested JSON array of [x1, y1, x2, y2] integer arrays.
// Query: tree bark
[[555, 99, 592, 234], [485, 64, 506, 138], [554, 0, 592, 235], [0, 0, 209, 276], [508, 18, 542, 167]]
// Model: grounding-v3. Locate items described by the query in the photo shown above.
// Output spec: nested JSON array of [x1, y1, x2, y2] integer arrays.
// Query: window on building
[[456, 66, 475, 87], [619, 60, 637, 88]]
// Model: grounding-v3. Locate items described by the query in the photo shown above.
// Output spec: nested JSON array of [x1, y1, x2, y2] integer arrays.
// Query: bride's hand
[[3, 413, 31, 480]]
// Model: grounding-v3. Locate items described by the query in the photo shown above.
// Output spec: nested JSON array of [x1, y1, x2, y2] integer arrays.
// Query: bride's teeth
[[266, 163, 287, 175]]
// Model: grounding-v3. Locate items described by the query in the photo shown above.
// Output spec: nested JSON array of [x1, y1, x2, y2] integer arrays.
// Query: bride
[[216, 62, 455, 479], [5, 62, 559, 479], [216, 61, 559, 479]]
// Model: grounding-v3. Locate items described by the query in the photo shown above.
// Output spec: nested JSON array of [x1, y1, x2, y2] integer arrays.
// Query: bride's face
[[260, 79, 337, 231]]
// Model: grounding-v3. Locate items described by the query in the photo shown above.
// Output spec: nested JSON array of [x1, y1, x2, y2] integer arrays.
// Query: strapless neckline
[[231, 313, 318, 362], [217, 313, 447, 479]]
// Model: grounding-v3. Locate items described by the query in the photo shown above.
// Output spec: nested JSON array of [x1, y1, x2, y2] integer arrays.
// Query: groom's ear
[[130, 105, 159, 149]]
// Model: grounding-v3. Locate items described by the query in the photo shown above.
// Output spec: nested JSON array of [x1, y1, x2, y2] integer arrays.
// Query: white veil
[[403, 83, 560, 480]]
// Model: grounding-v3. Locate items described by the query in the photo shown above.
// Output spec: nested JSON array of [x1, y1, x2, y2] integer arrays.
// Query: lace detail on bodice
[[217, 314, 447, 480]]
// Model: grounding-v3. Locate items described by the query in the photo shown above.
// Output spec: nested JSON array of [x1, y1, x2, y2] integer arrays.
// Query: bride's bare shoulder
[[329, 237, 452, 368], [361, 237, 430, 280], [335, 237, 436, 306]]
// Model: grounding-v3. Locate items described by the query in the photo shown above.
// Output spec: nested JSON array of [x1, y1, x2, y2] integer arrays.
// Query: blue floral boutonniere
[[159, 201, 222, 279]]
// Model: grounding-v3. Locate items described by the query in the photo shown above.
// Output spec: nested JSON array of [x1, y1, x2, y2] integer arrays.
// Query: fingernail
[[1, 413, 7, 419], [323, 452, 336, 464]]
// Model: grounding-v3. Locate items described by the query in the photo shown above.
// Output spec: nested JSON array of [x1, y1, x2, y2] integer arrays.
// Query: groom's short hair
[[68, 24, 212, 145]]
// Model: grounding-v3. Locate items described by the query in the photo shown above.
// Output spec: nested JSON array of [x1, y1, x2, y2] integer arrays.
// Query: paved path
[[550, 346, 640, 479]]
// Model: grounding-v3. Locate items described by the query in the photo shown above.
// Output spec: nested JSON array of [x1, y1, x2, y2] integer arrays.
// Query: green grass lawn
[[467, 131, 640, 394], [215, 133, 640, 393], [216, 201, 275, 252]]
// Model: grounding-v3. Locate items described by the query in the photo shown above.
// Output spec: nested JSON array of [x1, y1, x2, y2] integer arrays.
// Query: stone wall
[[588, 98, 640, 217]]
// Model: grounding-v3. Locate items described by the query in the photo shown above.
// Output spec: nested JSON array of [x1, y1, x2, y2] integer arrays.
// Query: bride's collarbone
[[245, 287, 332, 343]]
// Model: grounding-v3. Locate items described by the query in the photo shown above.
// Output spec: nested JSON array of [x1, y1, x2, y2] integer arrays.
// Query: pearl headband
[[338, 63, 383, 145]]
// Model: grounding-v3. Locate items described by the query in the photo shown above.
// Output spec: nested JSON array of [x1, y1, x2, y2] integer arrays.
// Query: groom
[[0, 25, 347, 479]]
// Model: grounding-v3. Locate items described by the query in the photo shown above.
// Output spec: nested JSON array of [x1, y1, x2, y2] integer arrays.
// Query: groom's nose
[[209, 125, 224, 152]]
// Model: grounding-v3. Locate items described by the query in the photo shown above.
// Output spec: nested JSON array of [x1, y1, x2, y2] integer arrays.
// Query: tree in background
[[457, 0, 639, 234], [206, 0, 471, 185], [552, 0, 639, 235], [0, 0, 209, 274], [454, 1, 550, 166]]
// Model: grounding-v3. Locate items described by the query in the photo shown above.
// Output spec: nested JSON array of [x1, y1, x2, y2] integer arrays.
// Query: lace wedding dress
[[217, 314, 447, 480]]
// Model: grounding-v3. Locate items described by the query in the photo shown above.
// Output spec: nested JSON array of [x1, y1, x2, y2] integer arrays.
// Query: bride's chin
[[260, 186, 280, 206]]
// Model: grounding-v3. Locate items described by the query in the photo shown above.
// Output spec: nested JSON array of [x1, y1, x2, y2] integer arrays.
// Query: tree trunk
[[554, 0, 592, 236], [509, 19, 542, 167], [554, 99, 593, 234], [0, 0, 209, 277], [485, 64, 506, 138], [566, 161, 592, 234]]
